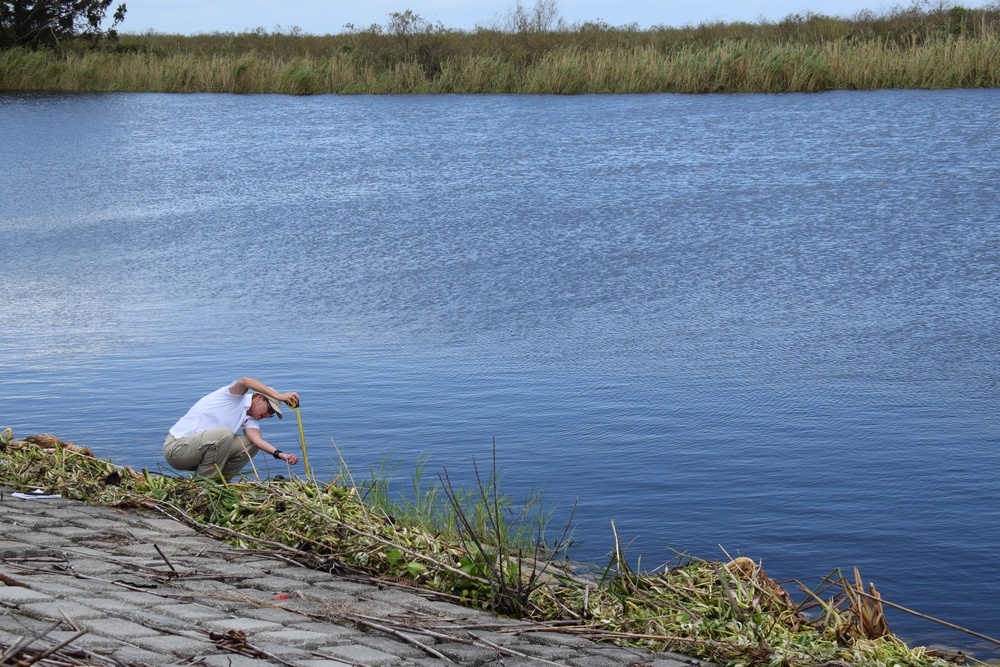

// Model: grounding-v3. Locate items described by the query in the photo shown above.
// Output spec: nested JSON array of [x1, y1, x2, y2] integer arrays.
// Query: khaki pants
[[163, 429, 259, 480]]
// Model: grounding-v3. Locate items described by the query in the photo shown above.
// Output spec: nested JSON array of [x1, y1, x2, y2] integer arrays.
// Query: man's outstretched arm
[[230, 377, 300, 407]]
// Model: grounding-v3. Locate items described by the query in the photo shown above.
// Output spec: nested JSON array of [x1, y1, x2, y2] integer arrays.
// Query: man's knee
[[219, 435, 258, 478], [198, 432, 257, 479]]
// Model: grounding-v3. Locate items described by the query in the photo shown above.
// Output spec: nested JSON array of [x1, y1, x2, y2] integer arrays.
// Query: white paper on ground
[[11, 488, 62, 500]]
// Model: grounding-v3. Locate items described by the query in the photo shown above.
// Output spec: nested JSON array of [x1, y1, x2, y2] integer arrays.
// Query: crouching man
[[164, 376, 300, 480]]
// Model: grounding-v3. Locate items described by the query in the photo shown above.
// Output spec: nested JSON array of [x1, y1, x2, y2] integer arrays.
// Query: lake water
[[1, 90, 998, 655]]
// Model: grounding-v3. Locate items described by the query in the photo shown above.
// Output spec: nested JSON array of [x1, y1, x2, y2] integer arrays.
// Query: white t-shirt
[[169, 380, 261, 439]]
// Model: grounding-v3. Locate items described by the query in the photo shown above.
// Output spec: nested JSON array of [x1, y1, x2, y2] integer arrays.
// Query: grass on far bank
[[1, 3, 999, 93], [0, 427, 986, 667]]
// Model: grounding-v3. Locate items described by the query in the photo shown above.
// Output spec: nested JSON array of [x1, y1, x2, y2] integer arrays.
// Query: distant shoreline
[[2, 6, 998, 94]]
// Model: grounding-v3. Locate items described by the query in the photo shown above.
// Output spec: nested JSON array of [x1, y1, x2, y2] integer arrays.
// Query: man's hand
[[278, 392, 300, 408], [278, 451, 300, 465]]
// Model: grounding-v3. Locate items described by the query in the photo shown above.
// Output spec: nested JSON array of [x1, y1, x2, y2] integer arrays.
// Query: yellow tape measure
[[294, 404, 312, 482]]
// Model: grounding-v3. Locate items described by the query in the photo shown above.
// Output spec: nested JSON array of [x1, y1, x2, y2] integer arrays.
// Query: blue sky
[[121, 0, 971, 35]]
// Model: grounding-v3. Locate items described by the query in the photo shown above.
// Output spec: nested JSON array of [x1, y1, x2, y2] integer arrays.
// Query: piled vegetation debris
[[3, 432, 93, 457], [0, 428, 987, 667]]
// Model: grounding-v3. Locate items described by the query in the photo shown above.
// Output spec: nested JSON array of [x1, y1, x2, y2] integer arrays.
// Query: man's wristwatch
[[273, 449, 283, 459]]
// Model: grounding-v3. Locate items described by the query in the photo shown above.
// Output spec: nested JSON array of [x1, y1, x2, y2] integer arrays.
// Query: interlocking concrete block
[[0, 628, 22, 643], [112, 644, 189, 666], [7, 579, 94, 598], [81, 596, 150, 615], [240, 574, 314, 592], [568, 654, 637, 667], [19, 600, 104, 620], [121, 607, 196, 631], [116, 543, 169, 558], [316, 643, 404, 666], [2, 532, 65, 547], [51, 546, 108, 558], [524, 630, 600, 648], [268, 567, 337, 583], [44, 526, 106, 540], [4, 517, 61, 533], [288, 622, 366, 644], [0, 612, 55, 635], [255, 628, 336, 648], [59, 513, 128, 537], [152, 602, 230, 623], [0, 585, 53, 603], [312, 580, 375, 595], [467, 629, 530, 647], [130, 517, 198, 536], [582, 646, 648, 663], [64, 557, 128, 575], [408, 659, 466, 667], [53, 577, 111, 594], [434, 641, 502, 664], [176, 560, 259, 579], [243, 640, 312, 661], [102, 588, 173, 609], [165, 536, 235, 551], [172, 578, 242, 594], [227, 587, 277, 604], [198, 654, 282, 667], [648, 655, 713, 667], [327, 599, 407, 618], [203, 617, 285, 633], [350, 634, 427, 660], [362, 587, 429, 607], [113, 558, 165, 570], [516, 643, 576, 661], [295, 589, 355, 607], [276, 597, 331, 615], [481, 658, 543, 667], [69, 505, 144, 521], [118, 527, 180, 542], [42, 631, 126, 651], [404, 597, 488, 619], [129, 633, 217, 657], [243, 606, 312, 624], [0, 544, 48, 560], [79, 617, 162, 639], [0, 565, 29, 580], [292, 659, 354, 667]]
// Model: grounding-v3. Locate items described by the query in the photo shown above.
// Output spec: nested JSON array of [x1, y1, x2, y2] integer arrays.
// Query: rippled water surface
[[2, 90, 998, 654]]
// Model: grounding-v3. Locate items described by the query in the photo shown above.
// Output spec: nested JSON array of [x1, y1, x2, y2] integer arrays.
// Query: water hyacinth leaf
[[405, 561, 428, 576]]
